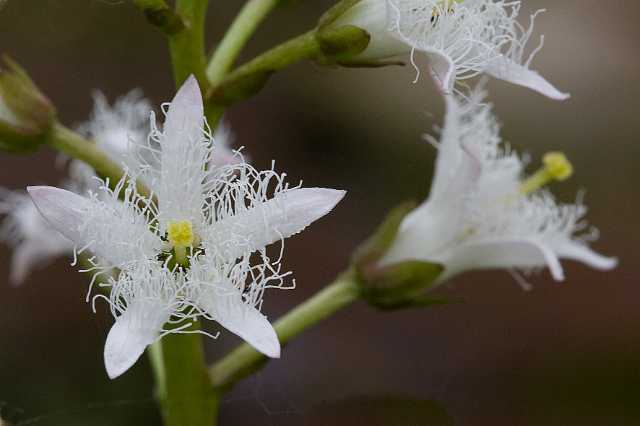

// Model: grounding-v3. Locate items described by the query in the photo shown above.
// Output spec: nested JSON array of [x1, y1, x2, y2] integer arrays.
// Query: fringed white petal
[[10, 239, 69, 285], [77, 89, 152, 164], [209, 120, 243, 169], [27, 185, 160, 268], [104, 299, 170, 379], [485, 57, 570, 101], [207, 188, 346, 260], [27, 186, 93, 243], [419, 92, 494, 213], [155, 75, 208, 230], [425, 49, 456, 94], [162, 76, 204, 151], [198, 283, 280, 358], [442, 238, 565, 282], [0, 189, 73, 284], [381, 201, 457, 267], [556, 241, 618, 271]]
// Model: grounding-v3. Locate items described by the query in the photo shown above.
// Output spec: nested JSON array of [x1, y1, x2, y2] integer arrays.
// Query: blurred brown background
[[0, 1, 638, 425]]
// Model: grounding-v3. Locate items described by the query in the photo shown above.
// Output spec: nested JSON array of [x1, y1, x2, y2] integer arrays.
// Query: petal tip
[[597, 255, 618, 271], [260, 338, 281, 359], [318, 187, 347, 205], [103, 319, 149, 380], [176, 74, 201, 100], [26, 185, 51, 198], [250, 320, 281, 359], [551, 91, 571, 102]]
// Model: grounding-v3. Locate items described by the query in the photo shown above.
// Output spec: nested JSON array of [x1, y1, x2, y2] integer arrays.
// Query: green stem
[[205, 24, 369, 109], [150, 321, 218, 426], [133, 0, 185, 35], [209, 270, 361, 390], [206, 30, 320, 107], [169, 0, 209, 89], [46, 123, 150, 198], [206, 0, 281, 87]]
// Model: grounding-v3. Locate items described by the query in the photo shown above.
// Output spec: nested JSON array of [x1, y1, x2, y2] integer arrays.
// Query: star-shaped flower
[[332, 0, 569, 100], [28, 76, 345, 378], [380, 88, 615, 285]]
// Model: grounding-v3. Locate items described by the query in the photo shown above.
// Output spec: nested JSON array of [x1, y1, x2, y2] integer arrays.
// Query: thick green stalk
[[206, 30, 319, 107], [169, 0, 209, 88], [206, 0, 281, 87], [46, 123, 150, 198], [150, 322, 218, 426], [206, 25, 369, 109], [209, 270, 361, 390]]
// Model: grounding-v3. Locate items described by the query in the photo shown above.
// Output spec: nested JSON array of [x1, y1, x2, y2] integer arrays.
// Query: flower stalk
[[151, 321, 219, 426], [210, 269, 361, 390], [45, 123, 151, 198], [206, 25, 369, 108], [168, 0, 209, 89], [206, 0, 282, 87]]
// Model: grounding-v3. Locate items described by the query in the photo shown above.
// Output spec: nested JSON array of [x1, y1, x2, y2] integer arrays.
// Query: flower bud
[[316, 0, 406, 67], [0, 56, 56, 152], [321, 0, 410, 62]]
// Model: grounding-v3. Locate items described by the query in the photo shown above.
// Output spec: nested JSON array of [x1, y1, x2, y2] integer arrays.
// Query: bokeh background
[[0, 1, 638, 425]]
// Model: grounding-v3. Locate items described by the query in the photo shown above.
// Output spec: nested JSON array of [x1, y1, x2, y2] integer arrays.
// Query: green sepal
[[359, 259, 445, 310], [315, 25, 371, 65], [317, 0, 363, 31]]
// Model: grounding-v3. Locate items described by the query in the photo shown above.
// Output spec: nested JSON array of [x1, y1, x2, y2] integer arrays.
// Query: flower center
[[167, 220, 194, 247], [167, 220, 195, 266], [520, 151, 574, 195]]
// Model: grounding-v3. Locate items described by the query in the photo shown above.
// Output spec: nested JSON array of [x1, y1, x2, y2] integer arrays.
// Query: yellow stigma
[[167, 220, 194, 248], [543, 152, 573, 181], [520, 151, 574, 195]]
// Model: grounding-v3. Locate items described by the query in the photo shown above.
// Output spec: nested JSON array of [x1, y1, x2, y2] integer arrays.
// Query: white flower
[[0, 188, 72, 285], [28, 76, 346, 378], [77, 89, 151, 165], [333, 0, 569, 100], [380, 89, 616, 285]]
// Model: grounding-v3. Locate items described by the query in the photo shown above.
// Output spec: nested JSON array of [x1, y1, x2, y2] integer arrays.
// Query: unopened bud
[[317, 0, 407, 68], [0, 55, 56, 152]]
